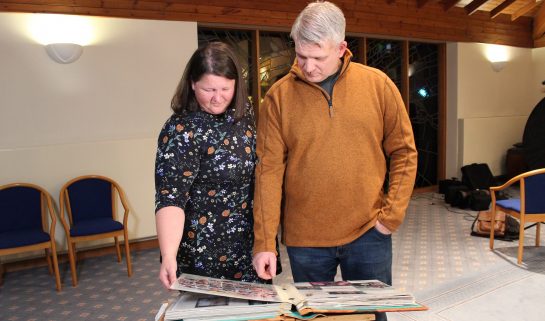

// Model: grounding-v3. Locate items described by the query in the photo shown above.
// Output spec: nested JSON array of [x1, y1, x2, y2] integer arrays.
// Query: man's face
[[294, 40, 347, 83]]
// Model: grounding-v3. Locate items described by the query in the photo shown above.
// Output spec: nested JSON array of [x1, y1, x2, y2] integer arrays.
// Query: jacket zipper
[[324, 59, 350, 118], [327, 96, 334, 117], [294, 59, 351, 119]]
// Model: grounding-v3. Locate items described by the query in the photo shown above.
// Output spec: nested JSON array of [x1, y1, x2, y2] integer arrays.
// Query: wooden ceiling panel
[[490, 0, 518, 18], [0, 0, 542, 47]]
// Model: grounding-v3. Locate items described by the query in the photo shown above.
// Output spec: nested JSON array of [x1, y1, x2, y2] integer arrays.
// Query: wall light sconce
[[45, 43, 83, 64], [490, 60, 507, 72], [28, 14, 94, 64], [485, 44, 509, 72]]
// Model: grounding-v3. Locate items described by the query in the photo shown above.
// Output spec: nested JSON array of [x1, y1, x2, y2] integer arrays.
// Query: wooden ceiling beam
[[490, 0, 517, 19], [535, 33, 545, 47], [0, 0, 535, 47], [512, 0, 541, 21], [464, 0, 490, 15], [417, 0, 429, 8], [443, 0, 461, 11], [534, 0, 545, 39]]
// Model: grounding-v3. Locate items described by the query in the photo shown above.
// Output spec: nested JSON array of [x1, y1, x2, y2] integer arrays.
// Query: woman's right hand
[[156, 206, 185, 290], [159, 256, 178, 290]]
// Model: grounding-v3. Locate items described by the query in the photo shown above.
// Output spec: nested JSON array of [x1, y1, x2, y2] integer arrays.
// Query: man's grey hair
[[290, 1, 346, 46]]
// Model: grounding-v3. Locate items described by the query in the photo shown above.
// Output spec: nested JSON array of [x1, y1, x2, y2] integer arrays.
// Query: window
[[198, 27, 443, 188]]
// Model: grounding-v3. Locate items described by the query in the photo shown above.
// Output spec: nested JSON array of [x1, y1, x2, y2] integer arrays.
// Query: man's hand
[[158, 256, 178, 290], [375, 220, 392, 235], [252, 252, 277, 280]]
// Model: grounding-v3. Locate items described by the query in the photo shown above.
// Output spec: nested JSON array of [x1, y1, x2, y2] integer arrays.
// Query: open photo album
[[157, 273, 427, 321]]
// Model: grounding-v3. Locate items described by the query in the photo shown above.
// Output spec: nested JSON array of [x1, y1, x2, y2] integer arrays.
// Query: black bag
[[468, 190, 491, 211], [438, 178, 462, 195], [445, 184, 468, 205], [461, 163, 497, 190], [454, 189, 472, 209]]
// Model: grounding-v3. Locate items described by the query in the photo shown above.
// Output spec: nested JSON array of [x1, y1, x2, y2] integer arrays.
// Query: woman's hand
[[159, 255, 178, 290], [156, 206, 185, 290]]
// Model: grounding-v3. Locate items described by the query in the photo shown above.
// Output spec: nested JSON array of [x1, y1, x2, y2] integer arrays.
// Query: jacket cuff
[[252, 239, 278, 256]]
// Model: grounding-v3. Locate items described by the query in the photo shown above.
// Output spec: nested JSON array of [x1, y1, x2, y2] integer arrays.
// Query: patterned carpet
[[1, 192, 543, 321], [392, 193, 518, 293], [0, 249, 178, 321]]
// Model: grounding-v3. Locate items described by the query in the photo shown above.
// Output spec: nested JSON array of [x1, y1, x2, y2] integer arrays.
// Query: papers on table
[[164, 292, 289, 321], [161, 274, 427, 321]]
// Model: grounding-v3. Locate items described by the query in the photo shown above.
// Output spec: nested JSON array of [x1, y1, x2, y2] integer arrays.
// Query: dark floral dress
[[155, 106, 260, 283]]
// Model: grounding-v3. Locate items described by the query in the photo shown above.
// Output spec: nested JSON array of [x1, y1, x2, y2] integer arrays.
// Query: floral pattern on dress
[[155, 106, 260, 282]]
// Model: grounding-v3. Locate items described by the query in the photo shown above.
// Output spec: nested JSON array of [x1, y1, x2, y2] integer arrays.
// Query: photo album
[[156, 273, 427, 321]]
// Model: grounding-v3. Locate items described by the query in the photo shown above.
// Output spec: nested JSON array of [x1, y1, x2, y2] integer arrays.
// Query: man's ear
[[338, 41, 347, 58]]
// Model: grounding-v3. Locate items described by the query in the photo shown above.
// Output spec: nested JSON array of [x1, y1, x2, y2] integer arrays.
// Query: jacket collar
[[290, 48, 353, 83]]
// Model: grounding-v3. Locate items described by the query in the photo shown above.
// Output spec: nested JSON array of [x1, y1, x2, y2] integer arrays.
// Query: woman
[[155, 42, 260, 289]]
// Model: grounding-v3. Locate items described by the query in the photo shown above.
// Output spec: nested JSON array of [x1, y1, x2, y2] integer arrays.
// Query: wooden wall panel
[[0, 0, 535, 47]]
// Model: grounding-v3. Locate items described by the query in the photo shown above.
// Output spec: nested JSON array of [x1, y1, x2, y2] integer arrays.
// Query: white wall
[[0, 13, 197, 260], [446, 42, 539, 178], [532, 47, 545, 103]]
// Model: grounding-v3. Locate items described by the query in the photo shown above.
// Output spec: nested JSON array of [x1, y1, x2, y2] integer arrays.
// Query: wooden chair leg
[[45, 248, 53, 275], [114, 236, 122, 263], [489, 206, 496, 250], [50, 241, 61, 292], [536, 222, 541, 247], [124, 230, 132, 277], [517, 218, 525, 265], [68, 241, 78, 287], [0, 263, 4, 286]]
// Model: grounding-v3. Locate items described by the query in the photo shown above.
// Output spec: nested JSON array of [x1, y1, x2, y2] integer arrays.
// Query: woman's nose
[[212, 91, 221, 102]]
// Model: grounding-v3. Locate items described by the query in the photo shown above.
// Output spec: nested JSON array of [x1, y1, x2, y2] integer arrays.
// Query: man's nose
[[304, 61, 314, 73]]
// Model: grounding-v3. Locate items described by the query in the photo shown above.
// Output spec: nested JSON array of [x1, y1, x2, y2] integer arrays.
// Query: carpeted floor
[[1, 192, 543, 321], [0, 249, 178, 321]]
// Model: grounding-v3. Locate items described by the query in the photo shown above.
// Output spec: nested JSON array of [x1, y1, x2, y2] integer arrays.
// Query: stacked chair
[[59, 175, 132, 286], [0, 183, 62, 291]]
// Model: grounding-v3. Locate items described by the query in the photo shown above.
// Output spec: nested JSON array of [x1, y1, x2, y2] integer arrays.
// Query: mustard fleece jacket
[[253, 51, 418, 254]]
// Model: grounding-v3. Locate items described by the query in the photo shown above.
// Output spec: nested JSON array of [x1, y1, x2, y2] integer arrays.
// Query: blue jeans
[[287, 227, 392, 321]]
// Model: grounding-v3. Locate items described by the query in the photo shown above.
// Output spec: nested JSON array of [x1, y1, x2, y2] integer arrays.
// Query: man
[[253, 1, 417, 318]]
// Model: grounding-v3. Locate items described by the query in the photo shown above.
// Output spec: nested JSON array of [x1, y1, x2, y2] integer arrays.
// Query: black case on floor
[[461, 163, 497, 190], [445, 185, 469, 205], [468, 190, 491, 211], [438, 178, 462, 195]]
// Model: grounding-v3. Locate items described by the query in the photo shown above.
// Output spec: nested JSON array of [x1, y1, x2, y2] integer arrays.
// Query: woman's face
[[192, 73, 236, 115]]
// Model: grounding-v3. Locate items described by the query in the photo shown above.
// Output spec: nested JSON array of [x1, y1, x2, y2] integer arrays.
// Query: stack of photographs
[[160, 274, 427, 321], [164, 292, 288, 321], [292, 280, 423, 314]]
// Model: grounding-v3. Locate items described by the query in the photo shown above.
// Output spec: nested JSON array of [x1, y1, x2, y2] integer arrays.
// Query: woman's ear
[[191, 81, 195, 91]]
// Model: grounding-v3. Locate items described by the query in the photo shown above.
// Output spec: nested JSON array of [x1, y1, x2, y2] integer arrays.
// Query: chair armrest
[[114, 185, 130, 227], [490, 176, 519, 192], [44, 191, 57, 237]]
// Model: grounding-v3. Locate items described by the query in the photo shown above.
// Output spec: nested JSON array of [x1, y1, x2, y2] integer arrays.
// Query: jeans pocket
[[371, 227, 392, 239]]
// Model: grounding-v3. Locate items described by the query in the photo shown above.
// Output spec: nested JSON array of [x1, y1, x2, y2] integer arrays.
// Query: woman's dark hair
[[171, 42, 248, 121]]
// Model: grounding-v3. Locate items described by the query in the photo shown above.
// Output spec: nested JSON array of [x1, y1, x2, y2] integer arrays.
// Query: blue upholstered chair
[[0, 183, 61, 291], [489, 168, 545, 264], [59, 175, 132, 286]]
